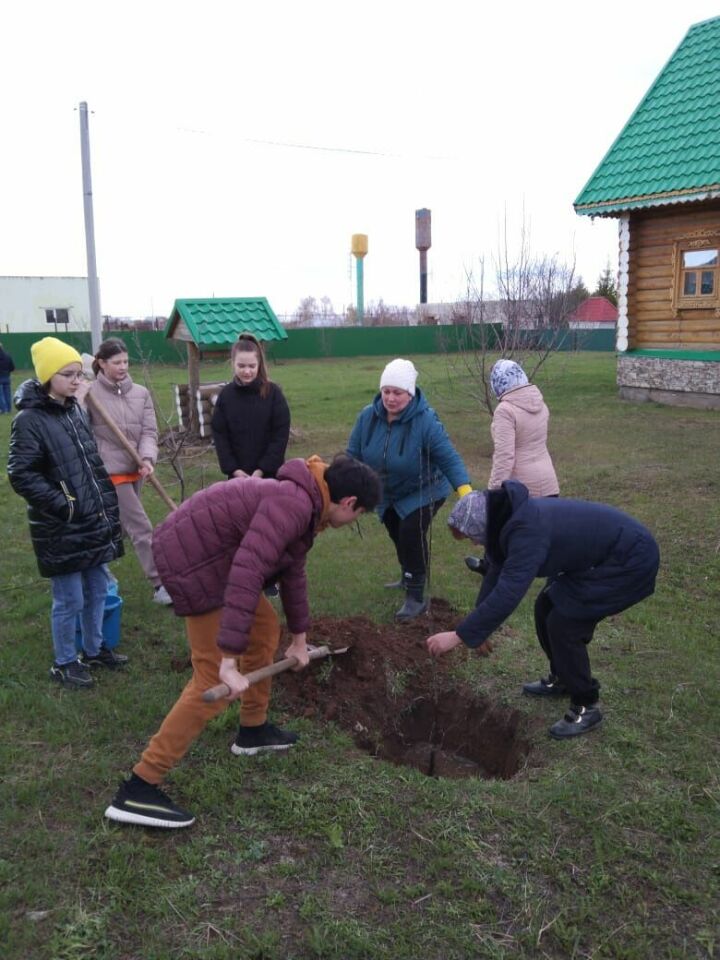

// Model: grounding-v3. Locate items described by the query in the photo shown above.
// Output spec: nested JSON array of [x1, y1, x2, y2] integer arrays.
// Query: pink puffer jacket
[[87, 373, 158, 473], [488, 384, 559, 497], [152, 459, 323, 654]]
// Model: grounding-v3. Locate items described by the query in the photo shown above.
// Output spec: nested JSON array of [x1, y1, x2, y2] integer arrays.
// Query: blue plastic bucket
[[75, 584, 124, 651], [102, 593, 123, 649]]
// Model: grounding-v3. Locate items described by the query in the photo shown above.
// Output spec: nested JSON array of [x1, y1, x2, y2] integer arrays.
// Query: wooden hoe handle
[[202, 645, 332, 702], [86, 391, 178, 513]]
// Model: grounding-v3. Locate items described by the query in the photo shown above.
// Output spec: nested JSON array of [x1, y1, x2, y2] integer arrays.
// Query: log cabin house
[[574, 16, 720, 409]]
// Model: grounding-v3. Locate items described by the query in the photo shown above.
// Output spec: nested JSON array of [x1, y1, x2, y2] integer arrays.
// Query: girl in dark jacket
[[211, 334, 291, 480], [7, 337, 126, 688]]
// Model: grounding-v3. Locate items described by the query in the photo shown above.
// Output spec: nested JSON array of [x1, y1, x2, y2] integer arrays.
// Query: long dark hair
[[231, 333, 270, 398], [92, 338, 129, 377]]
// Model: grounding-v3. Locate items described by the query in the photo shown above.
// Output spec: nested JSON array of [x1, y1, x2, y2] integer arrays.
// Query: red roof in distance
[[567, 296, 618, 324]]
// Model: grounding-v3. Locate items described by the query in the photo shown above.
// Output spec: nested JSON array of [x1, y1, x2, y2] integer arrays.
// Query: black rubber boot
[[384, 574, 404, 589], [395, 574, 428, 622]]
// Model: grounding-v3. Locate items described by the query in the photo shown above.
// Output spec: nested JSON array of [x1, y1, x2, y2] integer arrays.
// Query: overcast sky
[[1, 1, 718, 319]]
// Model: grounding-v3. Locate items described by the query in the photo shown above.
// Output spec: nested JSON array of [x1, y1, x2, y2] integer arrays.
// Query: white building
[[0, 276, 92, 333]]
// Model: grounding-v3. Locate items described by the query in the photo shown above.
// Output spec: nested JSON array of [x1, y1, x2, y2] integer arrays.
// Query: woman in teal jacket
[[347, 358, 471, 621]]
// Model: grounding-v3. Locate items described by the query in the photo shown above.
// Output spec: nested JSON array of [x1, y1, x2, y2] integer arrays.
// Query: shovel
[[201, 644, 349, 702]]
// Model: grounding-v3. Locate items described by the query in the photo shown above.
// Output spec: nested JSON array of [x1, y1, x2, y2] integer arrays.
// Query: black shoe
[[465, 555, 489, 576], [231, 722, 299, 756], [549, 703, 603, 740], [522, 675, 568, 697], [263, 583, 280, 598], [395, 596, 429, 622], [50, 659, 94, 688], [104, 774, 195, 828], [80, 646, 129, 669]]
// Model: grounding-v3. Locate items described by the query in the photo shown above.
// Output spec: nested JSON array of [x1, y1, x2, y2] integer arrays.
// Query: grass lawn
[[1, 351, 718, 959]]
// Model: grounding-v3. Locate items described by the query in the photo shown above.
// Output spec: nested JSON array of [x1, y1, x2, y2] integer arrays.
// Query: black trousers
[[534, 587, 600, 706], [382, 499, 445, 581]]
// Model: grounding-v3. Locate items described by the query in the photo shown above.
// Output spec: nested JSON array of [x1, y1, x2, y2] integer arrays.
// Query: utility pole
[[79, 102, 103, 353]]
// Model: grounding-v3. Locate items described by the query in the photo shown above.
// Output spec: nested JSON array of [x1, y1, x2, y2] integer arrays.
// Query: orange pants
[[134, 594, 280, 785]]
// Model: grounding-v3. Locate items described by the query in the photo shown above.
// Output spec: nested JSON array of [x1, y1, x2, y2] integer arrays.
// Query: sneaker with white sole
[[549, 703, 603, 739], [231, 722, 299, 756], [153, 585, 173, 605], [104, 774, 195, 828], [50, 659, 94, 688]]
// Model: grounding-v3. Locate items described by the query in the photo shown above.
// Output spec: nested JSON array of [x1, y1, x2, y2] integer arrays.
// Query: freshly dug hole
[[277, 599, 532, 780]]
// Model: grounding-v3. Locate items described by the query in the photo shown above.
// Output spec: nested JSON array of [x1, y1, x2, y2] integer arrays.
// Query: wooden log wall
[[174, 382, 226, 437], [628, 202, 720, 349]]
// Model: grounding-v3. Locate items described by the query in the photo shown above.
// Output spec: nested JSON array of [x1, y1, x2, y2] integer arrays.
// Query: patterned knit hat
[[490, 359, 529, 399], [448, 491, 488, 545], [380, 358, 418, 395]]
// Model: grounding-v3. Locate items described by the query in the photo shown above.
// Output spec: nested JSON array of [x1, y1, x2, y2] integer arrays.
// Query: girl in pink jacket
[[86, 339, 172, 605], [488, 359, 559, 497]]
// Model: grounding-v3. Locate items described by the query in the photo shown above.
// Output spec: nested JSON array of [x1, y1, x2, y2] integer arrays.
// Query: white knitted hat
[[379, 358, 418, 395]]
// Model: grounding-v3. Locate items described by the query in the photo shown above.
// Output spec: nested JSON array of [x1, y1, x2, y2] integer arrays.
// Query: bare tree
[[444, 218, 587, 413]]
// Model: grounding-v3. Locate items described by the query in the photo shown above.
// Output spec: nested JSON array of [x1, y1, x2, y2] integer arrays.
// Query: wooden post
[[187, 341, 201, 434]]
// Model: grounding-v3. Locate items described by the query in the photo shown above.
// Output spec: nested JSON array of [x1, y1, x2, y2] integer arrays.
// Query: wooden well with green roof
[[575, 15, 720, 408], [165, 297, 287, 433]]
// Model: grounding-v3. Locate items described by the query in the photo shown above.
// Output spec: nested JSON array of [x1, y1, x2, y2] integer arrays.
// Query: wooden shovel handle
[[86, 391, 178, 512], [202, 645, 332, 702]]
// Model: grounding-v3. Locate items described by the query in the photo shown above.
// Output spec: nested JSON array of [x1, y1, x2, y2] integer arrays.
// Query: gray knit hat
[[448, 491, 488, 545]]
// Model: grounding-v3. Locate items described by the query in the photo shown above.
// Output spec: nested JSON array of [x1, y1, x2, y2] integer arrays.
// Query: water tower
[[415, 208, 431, 304], [351, 233, 368, 324]]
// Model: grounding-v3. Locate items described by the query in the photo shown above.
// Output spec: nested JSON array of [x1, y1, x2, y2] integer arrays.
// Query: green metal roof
[[575, 16, 720, 217], [165, 297, 287, 345]]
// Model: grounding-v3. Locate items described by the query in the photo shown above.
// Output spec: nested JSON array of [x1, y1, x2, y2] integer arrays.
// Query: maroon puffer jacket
[[152, 458, 323, 654]]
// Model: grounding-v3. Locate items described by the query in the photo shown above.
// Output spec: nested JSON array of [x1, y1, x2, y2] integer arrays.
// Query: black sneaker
[[522, 675, 568, 697], [263, 583, 280, 599], [549, 703, 603, 740], [104, 774, 195, 829], [231, 722, 299, 756], [465, 555, 489, 576], [80, 646, 129, 669], [50, 659, 94, 688]]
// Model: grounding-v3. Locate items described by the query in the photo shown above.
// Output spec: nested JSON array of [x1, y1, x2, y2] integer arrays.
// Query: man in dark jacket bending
[[426, 481, 660, 739], [105, 453, 381, 829]]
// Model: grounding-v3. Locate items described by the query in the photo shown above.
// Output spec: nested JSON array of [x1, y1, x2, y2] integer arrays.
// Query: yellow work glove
[[456, 484, 473, 498]]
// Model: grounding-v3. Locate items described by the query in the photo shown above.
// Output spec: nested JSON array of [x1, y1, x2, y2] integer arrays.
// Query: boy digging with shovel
[[105, 453, 381, 829]]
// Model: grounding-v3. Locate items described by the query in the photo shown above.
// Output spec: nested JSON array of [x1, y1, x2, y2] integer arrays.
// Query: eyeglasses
[[56, 370, 84, 381]]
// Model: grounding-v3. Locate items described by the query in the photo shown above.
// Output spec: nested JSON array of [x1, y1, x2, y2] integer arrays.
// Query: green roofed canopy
[[575, 16, 720, 217], [165, 297, 287, 345]]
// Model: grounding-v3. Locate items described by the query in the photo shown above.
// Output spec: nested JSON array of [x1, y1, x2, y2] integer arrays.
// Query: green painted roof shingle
[[165, 297, 287, 345], [575, 16, 720, 216]]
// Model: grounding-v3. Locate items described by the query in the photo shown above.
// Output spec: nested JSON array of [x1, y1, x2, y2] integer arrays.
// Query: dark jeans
[[534, 587, 600, 706], [382, 499, 445, 581], [0, 379, 11, 413]]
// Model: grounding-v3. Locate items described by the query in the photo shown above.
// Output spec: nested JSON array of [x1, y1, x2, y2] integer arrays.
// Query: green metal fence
[[2, 326, 616, 369]]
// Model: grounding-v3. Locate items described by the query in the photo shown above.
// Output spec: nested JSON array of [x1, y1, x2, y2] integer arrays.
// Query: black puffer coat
[[8, 380, 123, 577]]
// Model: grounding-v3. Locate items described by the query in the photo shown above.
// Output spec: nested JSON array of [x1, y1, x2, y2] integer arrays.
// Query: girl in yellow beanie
[[7, 337, 127, 688]]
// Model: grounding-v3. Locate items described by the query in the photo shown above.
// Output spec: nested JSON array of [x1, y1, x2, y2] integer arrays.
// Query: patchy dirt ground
[[276, 598, 532, 780]]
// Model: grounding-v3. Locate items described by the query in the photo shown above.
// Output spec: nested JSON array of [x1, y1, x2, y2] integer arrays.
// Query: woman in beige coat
[[86, 338, 172, 605], [488, 359, 559, 497]]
